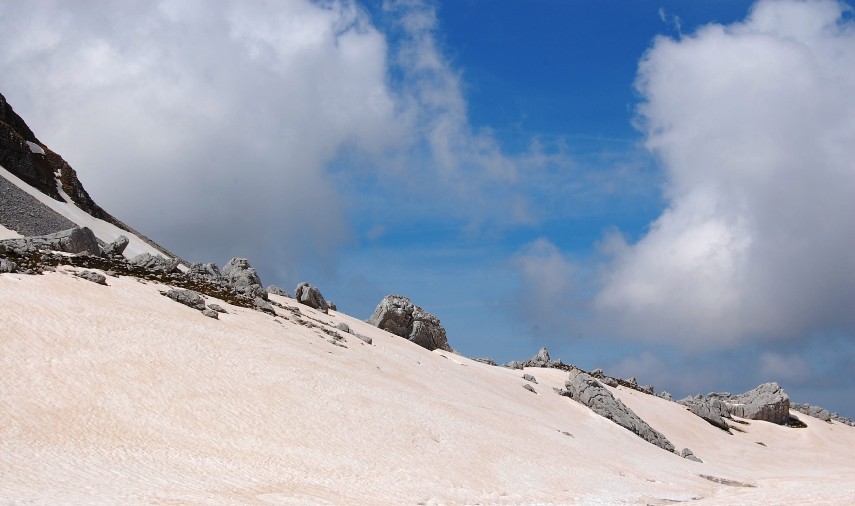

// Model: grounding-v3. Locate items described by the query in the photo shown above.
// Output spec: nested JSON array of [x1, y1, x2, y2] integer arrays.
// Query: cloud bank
[[594, 0, 855, 349]]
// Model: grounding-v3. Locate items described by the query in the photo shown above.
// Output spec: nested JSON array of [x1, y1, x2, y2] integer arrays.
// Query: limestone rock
[[680, 398, 732, 432], [367, 295, 451, 351], [207, 303, 227, 314], [254, 297, 275, 315], [728, 383, 790, 425], [294, 282, 329, 314], [130, 253, 179, 273], [75, 270, 106, 285], [188, 262, 221, 281], [0, 258, 16, 273], [222, 258, 267, 300], [335, 323, 352, 334], [681, 448, 703, 463], [0, 226, 100, 256], [101, 235, 129, 257], [523, 374, 538, 384], [163, 288, 206, 311], [266, 284, 290, 297], [564, 368, 675, 453], [523, 384, 537, 394]]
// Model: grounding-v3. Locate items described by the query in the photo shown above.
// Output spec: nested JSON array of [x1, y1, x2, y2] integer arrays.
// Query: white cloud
[[595, 0, 855, 349], [512, 238, 579, 334]]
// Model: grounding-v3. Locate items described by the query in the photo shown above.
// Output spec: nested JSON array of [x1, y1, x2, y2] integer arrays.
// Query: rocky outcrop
[[728, 383, 790, 425], [222, 258, 267, 300], [187, 262, 221, 281], [681, 448, 703, 463], [367, 295, 451, 351], [0, 258, 16, 273], [163, 288, 206, 311], [130, 253, 179, 273], [505, 347, 571, 370], [295, 282, 329, 313], [0, 226, 100, 256], [791, 404, 854, 426], [75, 270, 106, 285], [101, 235, 129, 257], [523, 374, 538, 384], [563, 368, 675, 453], [266, 284, 290, 297], [679, 397, 732, 432]]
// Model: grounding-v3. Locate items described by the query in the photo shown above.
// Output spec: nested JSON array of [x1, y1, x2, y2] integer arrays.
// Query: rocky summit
[[367, 294, 452, 351]]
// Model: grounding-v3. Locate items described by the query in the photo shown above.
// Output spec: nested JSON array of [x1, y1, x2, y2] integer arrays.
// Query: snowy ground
[[2, 270, 854, 505]]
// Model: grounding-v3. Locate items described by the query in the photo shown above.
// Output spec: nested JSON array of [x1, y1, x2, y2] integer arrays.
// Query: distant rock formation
[[0, 226, 100, 256], [505, 347, 570, 370], [294, 282, 329, 314], [563, 368, 675, 453], [187, 262, 222, 282], [266, 284, 290, 297], [367, 295, 451, 351], [130, 253, 180, 273], [222, 258, 267, 300], [791, 404, 854, 426], [680, 383, 791, 427]]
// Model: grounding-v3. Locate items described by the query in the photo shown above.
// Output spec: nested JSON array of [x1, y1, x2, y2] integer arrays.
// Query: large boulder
[[791, 403, 832, 422], [221, 257, 267, 299], [563, 368, 675, 453], [130, 252, 180, 273], [0, 226, 100, 256], [367, 295, 451, 351], [727, 383, 790, 424], [294, 282, 329, 313], [101, 235, 129, 257], [187, 262, 222, 281], [163, 288, 206, 311]]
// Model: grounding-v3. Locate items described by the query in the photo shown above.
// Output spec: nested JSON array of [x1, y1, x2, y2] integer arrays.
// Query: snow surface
[[25, 140, 45, 155], [0, 222, 22, 240], [1, 272, 854, 505], [0, 165, 168, 259]]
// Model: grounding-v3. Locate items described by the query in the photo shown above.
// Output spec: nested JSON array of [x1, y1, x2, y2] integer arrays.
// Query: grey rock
[[681, 448, 703, 463], [523, 374, 538, 384], [295, 282, 329, 314], [328, 301, 337, 311], [335, 322, 353, 334], [207, 303, 227, 314], [473, 357, 497, 366], [201, 308, 219, 319], [254, 297, 275, 315], [639, 385, 655, 395], [355, 333, 373, 345], [222, 258, 267, 300], [0, 258, 16, 273], [681, 399, 732, 432], [130, 253, 179, 273], [266, 284, 290, 297], [523, 384, 537, 394], [164, 288, 206, 311], [657, 391, 673, 402], [602, 376, 619, 387], [102, 235, 129, 257], [188, 262, 221, 281], [528, 347, 551, 367], [0, 226, 100, 255], [75, 270, 106, 285], [367, 294, 451, 351], [791, 403, 832, 422], [565, 368, 675, 453], [728, 383, 790, 425], [505, 360, 525, 370]]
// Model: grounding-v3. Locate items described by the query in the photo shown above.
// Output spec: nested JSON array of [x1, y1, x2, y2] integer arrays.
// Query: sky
[[1, 0, 854, 417]]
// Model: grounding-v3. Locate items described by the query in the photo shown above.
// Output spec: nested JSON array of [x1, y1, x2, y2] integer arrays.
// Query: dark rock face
[[75, 270, 106, 285], [0, 174, 77, 236], [563, 368, 675, 453], [222, 258, 267, 300], [101, 235, 129, 257], [294, 282, 329, 314], [163, 288, 206, 311], [366, 295, 451, 352], [0, 226, 100, 256]]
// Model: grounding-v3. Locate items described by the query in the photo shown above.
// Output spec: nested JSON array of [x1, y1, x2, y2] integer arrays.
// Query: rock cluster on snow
[[562, 368, 675, 453], [791, 403, 854, 426], [162, 288, 219, 319], [130, 253, 180, 273], [367, 294, 451, 351], [101, 235, 129, 258], [505, 347, 571, 370], [75, 270, 106, 285], [222, 257, 268, 300], [679, 383, 791, 427]]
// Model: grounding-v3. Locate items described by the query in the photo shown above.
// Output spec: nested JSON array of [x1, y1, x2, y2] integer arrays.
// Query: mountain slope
[[2, 269, 854, 505]]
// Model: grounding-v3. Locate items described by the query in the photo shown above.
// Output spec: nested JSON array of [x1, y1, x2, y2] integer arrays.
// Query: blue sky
[[2, 0, 854, 417]]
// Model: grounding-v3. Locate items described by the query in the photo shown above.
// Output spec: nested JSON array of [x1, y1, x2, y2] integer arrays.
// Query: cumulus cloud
[[0, 0, 547, 283], [595, 0, 855, 348]]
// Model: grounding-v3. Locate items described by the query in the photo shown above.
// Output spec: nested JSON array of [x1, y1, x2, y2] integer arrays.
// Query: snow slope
[[1, 270, 854, 505], [0, 165, 167, 259]]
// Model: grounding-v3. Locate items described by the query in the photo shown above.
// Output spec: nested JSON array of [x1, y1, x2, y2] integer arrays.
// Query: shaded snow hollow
[[1, 270, 854, 505]]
